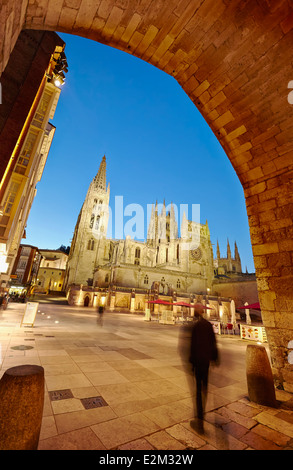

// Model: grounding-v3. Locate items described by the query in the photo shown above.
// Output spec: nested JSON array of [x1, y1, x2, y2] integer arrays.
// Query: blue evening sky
[[24, 33, 255, 272]]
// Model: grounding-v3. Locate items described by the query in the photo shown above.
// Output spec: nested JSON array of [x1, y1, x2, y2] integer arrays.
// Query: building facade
[[10, 244, 41, 296], [0, 31, 68, 294], [65, 156, 246, 318], [36, 249, 68, 293]]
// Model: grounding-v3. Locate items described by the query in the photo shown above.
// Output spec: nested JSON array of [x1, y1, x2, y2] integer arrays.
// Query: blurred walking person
[[189, 310, 219, 432], [97, 305, 104, 326]]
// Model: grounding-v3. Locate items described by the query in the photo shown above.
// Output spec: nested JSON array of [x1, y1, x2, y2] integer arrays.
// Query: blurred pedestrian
[[189, 310, 219, 432], [178, 321, 195, 409], [97, 305, 104, 326], [2, 293, 9, 310]]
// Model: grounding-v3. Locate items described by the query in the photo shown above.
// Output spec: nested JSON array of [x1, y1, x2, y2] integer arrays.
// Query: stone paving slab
[[1, 301, 293, 451]]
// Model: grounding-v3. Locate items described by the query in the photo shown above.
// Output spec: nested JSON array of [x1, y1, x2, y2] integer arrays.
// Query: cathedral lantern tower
[[65, 156, 110, 288]]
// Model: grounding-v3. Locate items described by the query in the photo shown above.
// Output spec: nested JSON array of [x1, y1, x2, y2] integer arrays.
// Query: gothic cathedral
[[65, 156, 242, 308]]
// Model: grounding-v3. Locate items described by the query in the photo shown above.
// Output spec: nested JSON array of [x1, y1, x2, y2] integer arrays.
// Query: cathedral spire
[[147, 203, 155, 244], [181, 212, 188, 239], [94, 155, 107, 191], [234, 241, 240, 261], [227, 238, 231, 258]]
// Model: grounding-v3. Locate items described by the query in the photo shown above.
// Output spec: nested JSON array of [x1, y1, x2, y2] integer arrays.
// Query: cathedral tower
[[147, 200, 178, 247], [214, 238, 242, 275], [65, 156, 110, 288]]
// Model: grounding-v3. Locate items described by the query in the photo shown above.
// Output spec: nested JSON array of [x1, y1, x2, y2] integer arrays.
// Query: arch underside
[[1, 0, 292, 390]]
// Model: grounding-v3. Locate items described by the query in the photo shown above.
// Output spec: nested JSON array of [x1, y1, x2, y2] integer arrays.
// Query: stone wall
[[1, 0, 292, 390], [0, 29, 64, 184], [213, 276, 258, 307]]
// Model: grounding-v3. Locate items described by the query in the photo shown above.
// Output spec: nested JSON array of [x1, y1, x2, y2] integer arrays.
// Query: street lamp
[[54, 78, 62, 87]]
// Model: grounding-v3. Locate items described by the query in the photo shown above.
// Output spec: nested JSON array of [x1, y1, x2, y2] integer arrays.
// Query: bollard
[[0, 364, 45, 450], [246, 344, 277, 408]]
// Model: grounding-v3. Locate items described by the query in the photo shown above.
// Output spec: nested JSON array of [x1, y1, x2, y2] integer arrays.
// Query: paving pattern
[[0, 300, 292, 451]]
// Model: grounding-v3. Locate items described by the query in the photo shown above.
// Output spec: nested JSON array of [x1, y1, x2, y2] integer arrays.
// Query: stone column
[[246, 344, 277, 407], [110, 293, 115, 311], [0, 364, 44, 450], [245, 176, 293, 392], [130, 296, 135, 312]]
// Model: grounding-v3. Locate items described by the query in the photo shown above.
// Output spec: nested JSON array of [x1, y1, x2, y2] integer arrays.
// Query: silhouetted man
[[189, 311, 219, 430], [97, 305, 104, 326]]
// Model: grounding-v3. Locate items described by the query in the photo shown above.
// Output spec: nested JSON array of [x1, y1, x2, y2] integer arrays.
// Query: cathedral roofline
[[94, 262, 210, 278]]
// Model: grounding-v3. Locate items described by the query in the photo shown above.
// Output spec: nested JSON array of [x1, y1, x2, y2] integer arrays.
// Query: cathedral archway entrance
[[84, 296, 90, 307], [1, 1, 293, 390]]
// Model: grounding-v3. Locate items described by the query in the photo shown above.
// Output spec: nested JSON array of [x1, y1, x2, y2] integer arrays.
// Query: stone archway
[[1, 0, 293, 391]]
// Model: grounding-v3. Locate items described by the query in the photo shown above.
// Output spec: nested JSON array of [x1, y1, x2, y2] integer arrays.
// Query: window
[[15, 129, 39, 175], [3, 181, 20, 215], [177, 279, 181, 289], [87, 239, 95, 250], [105, 274, 109, 283], [144, 275, 149, 285], [177, 244, 180, 263], [18, 260, 26, 269], [95, 215, 100, 230], [161, 277, 165, 283], [166, 248, 168, 262], [31, 90, 52, 128], [89, 214, 95, 229], [134, 247, 140, 265]]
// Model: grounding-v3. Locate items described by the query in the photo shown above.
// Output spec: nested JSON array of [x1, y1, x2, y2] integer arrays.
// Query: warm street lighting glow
[[0, 260, 8, 273], [0, 251, 8, 273]]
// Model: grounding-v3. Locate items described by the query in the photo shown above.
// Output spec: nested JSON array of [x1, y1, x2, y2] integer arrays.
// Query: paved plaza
[[0, 298, 293, 451]]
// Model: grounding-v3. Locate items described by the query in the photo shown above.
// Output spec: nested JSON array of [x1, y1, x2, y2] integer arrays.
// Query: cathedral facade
[[65, 156, 242, 312]]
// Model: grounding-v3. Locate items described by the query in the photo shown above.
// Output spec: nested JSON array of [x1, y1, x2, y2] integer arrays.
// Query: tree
[[57, 244, 70, 255]]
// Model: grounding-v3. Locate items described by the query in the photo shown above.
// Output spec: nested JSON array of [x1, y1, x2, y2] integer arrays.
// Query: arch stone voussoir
[[1, 0, 293, 391]]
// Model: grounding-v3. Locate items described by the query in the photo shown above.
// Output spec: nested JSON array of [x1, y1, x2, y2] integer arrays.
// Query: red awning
[[174, 302, 211, 309], [174, 301, 191, 307], [238, 302, 261, 310]]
